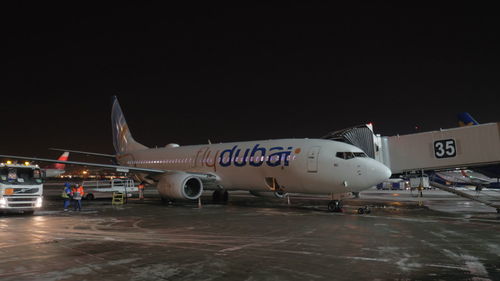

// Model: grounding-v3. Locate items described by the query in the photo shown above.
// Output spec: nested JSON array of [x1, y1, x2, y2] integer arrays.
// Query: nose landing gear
[[327, 200, 343, 212]]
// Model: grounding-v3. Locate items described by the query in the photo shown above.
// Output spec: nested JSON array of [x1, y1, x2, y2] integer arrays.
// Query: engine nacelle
[[157, 173, 203, 200]]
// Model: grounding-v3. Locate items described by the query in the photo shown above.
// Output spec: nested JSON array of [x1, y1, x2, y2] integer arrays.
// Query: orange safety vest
[[77, 186, 85, 196], [72, 186, 85, 197], [138, 184, 145, 190]]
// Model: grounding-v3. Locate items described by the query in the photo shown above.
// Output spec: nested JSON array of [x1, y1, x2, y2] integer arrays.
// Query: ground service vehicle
[[0, 162, 43, 214], [83, 178, 136, 200]]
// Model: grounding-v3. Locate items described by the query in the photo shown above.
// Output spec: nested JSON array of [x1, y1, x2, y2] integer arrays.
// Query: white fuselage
[[117, 138, 391, 195]]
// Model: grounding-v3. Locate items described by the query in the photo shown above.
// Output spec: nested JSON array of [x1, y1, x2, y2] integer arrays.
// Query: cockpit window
[[336, 151, 367, 160]]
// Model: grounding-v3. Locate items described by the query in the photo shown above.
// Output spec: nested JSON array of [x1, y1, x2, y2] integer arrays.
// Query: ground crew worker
[[138, 182, 145, 200], [71, 184, 85, 211], [62, 183, 72, 211]]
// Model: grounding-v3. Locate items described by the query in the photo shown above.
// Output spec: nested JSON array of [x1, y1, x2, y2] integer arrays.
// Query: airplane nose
[[368, 160, 392, 185], [380, 163, 392, 181]]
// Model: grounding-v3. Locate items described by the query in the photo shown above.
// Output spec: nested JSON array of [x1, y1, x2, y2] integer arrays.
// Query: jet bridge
[[323, 122, 500, 177], [322, 124, 376, 158], [377, 122, 500, 175], [323, 122, 500, 212]]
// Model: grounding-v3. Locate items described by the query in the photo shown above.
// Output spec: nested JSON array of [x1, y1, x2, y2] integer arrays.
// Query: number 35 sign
[[434, 139, 456, 158]]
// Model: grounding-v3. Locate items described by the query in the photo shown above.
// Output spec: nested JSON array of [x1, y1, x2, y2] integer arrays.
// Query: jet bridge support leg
[[430, 181, 500, 212]]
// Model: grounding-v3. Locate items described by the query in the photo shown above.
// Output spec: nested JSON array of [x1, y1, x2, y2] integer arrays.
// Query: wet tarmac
[[1, 187, 500, 280]]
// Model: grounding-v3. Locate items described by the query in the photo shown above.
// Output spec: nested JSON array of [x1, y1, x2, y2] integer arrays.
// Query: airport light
[[6, 161, 12, 165], [24, 161, 30, 166]]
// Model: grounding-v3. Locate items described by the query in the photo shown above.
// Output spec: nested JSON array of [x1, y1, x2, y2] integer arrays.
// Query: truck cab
[[0, 162, 43, 214]]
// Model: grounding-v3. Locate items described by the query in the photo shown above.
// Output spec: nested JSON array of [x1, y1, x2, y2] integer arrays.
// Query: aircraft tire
[[212, 190, 221, 203], [328, 200, 343, 212], [222, 190, 229, 203]]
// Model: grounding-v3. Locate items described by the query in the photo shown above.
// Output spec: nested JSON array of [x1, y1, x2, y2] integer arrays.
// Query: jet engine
[[157, 173, 203, 200]]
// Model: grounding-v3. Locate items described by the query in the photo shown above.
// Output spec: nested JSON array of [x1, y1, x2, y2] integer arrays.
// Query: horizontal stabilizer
[[49, 148, 115, 158]]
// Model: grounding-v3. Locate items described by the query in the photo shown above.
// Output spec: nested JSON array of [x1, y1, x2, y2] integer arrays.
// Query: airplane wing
[[0, 154, 164, 174], [49, 148, 115, 158]]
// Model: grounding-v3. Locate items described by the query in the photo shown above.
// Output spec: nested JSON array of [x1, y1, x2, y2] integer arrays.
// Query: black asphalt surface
[[1, 186, 499, 281]]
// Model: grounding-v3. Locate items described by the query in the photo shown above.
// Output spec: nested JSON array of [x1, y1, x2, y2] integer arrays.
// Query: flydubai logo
[[219, 144, 297, 167]]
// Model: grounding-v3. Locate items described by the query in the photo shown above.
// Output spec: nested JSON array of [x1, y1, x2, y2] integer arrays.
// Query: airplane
[[431, 169, 498, 188], [43, 151, 69, 178], [0, 96, 391, 212]]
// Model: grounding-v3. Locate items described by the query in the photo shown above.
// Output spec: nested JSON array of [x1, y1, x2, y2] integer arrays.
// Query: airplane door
[[307, 146, 321, 173]]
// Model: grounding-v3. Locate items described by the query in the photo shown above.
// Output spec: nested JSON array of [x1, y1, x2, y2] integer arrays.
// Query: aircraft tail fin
[[111, 96, 148, 155], [53, 151, 69, 170], [458, 112, 479, 127]]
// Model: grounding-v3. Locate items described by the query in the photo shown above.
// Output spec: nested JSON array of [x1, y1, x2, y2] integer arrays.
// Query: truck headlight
[[35, 197, 43, 208], [0, 197, 7, 207]]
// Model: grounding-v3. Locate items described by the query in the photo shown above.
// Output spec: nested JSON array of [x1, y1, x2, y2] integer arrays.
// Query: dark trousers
[[74, 199, 82, 211], [63, 199, 71, 209]]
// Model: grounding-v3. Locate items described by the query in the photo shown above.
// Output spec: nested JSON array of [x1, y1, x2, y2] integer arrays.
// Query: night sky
[[2, 3, 499, 160]]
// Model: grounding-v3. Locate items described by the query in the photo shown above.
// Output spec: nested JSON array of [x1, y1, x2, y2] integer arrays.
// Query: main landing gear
[[212, 190, 229, 204], [327, 200, 343, 212], [327, 200, 372, 214], [357, 206, 371, 214]]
